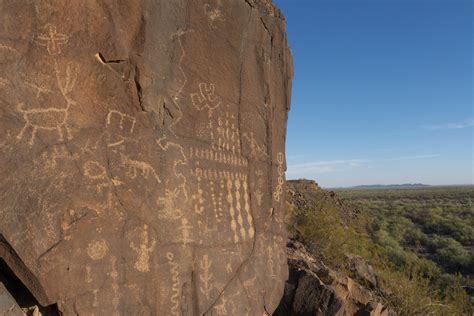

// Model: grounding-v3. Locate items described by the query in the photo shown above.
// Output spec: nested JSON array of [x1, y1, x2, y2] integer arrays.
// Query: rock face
[[274, 240, 393, 316], [0, 0, 293, 314]]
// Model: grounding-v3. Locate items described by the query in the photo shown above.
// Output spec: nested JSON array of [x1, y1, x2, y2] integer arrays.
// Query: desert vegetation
[[289, 182, 473, 315]]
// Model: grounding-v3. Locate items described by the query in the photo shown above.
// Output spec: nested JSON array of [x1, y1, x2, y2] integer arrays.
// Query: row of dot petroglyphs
[[199, 254, 214, 300], [17, 24, 77, 146], [189, 147, 248, 167], [130, 224, 156, 273], [273, 152, 285, 202]]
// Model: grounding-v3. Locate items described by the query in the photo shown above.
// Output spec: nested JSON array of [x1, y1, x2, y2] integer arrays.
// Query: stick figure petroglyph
[[130, 224, 156, 273], [36, 24, 68, 56], [199, 254, 214, 300]]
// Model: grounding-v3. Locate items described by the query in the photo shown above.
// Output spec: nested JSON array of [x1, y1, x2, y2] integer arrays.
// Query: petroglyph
[[36, 24, 68, 55], [214, 295, 229, 315], [226, 263, 232, 274], [40, 145, 70, 168], [87, 239, 108, 260], [243, 132, 268, 159], [189, 146, 248, 167], [157, 136, 188, 200], [130, 224, 156, 273], [199, 254, 214, 300], [273, 152, 285, 202], [243, 181, 255, 239], [193, 168, 247, 182], [16, 63, 77, 145], [106, 110, 136, 134], [204, 4, 225, 30], [235, 180, 246, 240], [157, 188, 183, 220], [216, 112, 241, 154], [227, 179, 239, 243], [83, 161, 107, 180], [166, 252, 180, 315], [191, 83, 221, 114], [110, 256, 120, 313], [0, 43, 19, 55], [120, 153, 161, 184], [24, 80, 52, 98], [179, 218, 192, 247], [254, 189, 263, 206]]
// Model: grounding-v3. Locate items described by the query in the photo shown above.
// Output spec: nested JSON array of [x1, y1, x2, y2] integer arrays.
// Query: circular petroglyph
[[87, 239, 109, 260]]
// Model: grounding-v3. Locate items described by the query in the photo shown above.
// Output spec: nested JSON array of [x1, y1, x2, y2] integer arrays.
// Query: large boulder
[[0, 0, 293, 314]]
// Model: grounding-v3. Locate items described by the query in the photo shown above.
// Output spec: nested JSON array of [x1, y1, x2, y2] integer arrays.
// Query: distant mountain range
[[350, 183, 431, 189]]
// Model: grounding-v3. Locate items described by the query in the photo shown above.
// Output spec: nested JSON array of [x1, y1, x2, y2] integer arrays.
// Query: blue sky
[[274, 0, 473, 187]]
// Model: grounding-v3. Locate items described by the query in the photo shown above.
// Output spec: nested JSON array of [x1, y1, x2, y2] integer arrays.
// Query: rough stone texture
[[0, 0, 292, 314], [274, 240, 394, 316], [0, 282, 24, 316]]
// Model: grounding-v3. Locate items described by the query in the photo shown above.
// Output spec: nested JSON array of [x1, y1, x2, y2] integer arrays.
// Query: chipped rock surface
[[0, 0, 292, 314]]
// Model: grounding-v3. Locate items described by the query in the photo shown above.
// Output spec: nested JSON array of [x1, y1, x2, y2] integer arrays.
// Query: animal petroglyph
[[156, 136, 188, 200], [199, 254, 214, 300], [36, 24, 68, 56], [16, 63, 77, 145], [273, 152, 285, 202], [166, 252, 180, 315], [87, 239, 109, 260], [120, 153, 161, 184], [130, 224, 156, 273], [191, 83, 221, 114]]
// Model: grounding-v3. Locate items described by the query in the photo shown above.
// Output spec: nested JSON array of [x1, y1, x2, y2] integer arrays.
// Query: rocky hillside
[[277, 180, 472, 316], [0, 0, 292, 314]]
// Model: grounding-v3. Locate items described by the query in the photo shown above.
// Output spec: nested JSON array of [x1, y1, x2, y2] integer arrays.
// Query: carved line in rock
[[273, 152, 285, 202]]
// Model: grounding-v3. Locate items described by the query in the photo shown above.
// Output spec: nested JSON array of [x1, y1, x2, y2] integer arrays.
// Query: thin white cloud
[[423, 118, 474, 130], [287, 154, 440, 177]]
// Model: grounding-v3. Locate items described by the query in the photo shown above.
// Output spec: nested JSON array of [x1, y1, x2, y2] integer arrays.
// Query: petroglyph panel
[[0, 1, 292, 315]]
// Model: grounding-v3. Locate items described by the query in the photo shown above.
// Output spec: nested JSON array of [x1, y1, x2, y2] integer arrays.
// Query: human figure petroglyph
[[119, 153, 161, 184], [254, 189, 264, 206], [191, 83, 221, 115], [157, 188, 183, 220], [199, 254, 214, 300], [16, 63, 77, 145], [130, 224, 156, 273], [214, 295, 229, 315], [35, 24, 68, 56], [273, 152, 285, 202]]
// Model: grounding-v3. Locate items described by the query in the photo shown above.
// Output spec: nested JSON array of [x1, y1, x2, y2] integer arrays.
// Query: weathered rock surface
[[0, 282, 24, 316], [0, 0, 293, 314], [274, 240, 393, 316]]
